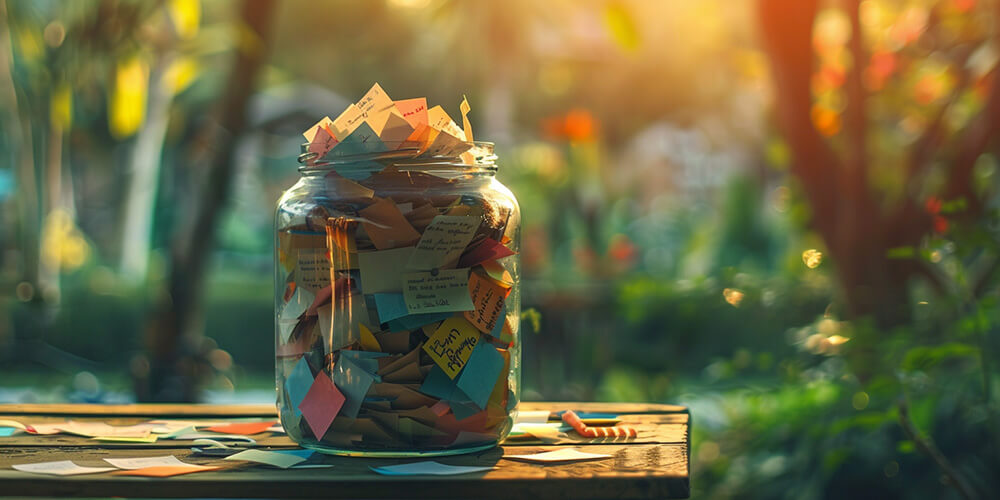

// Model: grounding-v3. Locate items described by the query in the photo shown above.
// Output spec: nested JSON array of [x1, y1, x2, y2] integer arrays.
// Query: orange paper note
[[395, 98, 428, 129], [465, 272, 511, 333], [113, 465, 220, 477], [203, 421, 276, 435]]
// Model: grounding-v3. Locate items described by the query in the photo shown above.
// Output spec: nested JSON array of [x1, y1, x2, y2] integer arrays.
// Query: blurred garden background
[[2, 0, 999, 497]]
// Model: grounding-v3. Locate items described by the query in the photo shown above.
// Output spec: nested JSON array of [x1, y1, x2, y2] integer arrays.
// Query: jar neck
[[298, 141, 497, 179]]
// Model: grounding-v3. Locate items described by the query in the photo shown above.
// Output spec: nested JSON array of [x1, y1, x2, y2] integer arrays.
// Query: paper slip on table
[[0, 402, 689, 499]]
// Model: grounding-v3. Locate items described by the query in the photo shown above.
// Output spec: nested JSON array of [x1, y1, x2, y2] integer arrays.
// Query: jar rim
[[297, 141, 497, 177]]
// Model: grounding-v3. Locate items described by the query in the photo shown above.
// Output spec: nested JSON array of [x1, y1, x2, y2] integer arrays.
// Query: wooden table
[[0, 402, 689, 499]]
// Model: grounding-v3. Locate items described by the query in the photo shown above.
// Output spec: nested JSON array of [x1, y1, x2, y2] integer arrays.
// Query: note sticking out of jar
[[275, 84, 520, 457]]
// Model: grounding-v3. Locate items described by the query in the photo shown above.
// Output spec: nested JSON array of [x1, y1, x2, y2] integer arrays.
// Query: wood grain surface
[[0, 402, 689, 499]]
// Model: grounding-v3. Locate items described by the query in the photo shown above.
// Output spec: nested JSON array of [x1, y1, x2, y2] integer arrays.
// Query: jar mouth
[[298, 141, 497, 178]]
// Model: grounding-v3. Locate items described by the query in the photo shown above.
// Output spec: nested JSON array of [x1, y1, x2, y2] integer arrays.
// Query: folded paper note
[[369, 461, 493, 476], [224, 449, 308, 469], [12, 460, 115, 476], [503, 448, 612, 463], [403, 269, 474, 314]]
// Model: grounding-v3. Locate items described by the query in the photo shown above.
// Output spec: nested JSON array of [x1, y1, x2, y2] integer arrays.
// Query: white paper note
[[103, 455, 190, 470], [407, 215, 480, 270], [504, 448, 612, 463], [224, 449, 307, 469], [403, 269, 474, 314], [370, 461, 494, 476], [12, 460, 116, 476]]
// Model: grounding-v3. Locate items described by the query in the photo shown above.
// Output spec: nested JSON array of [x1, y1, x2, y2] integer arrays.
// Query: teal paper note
[[323, 122, 388, 158], [370, 461, 493, 476], [455, 340, 504, 409], [286, 358, 313, 417], [333, 355, 377, 418], [0, 428, 16, 437]]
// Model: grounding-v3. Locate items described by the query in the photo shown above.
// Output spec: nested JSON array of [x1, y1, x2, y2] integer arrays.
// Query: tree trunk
[[136, 0, 277, 402]]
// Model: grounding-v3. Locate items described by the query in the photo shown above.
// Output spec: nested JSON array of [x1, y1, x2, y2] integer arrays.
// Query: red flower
[[925, 196, 942, 215], [933, 216, 949, 234]]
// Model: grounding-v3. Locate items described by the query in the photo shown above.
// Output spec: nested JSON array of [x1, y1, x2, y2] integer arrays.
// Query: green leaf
[[902, 342, 978, 371], [886, 246, 916, 259]]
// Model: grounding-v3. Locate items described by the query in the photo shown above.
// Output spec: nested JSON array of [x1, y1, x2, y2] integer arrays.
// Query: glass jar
[[274, 142, 520, 456]]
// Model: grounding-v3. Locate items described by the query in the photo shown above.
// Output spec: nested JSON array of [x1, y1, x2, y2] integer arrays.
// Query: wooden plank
[[0, 443, 688, 499], [0, 403, 690, 499], [0, 402, 687, 418], [0, 404, 278, 417], [0, 413, 688, 448]]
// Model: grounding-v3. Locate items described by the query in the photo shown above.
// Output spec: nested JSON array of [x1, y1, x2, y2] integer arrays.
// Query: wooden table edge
[[0, 402, 688, 417]]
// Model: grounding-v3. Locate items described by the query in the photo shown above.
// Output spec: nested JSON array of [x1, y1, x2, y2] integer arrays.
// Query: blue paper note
[[489, 303, 507, 339], [340, 350, 387, 375], [420, 366, 467, 401], [375, 293, 452, 329], [373, 293, 409, 324], [553, 411, 620, 420], [455, 341, 504, 410], [387, 311, 452, 331], [286, 358, 314, 417], [369, 461, 493, 476], [0, 428, 17, 437], [274, 449, 315, 459], [332, 355, 377, 418]]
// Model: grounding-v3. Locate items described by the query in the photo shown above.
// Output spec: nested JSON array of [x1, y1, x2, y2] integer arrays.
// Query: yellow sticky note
[[465, 272, 510, 334], [360, 323, 381, 352], [423, 317, 481, 378], [460, 96, 473, 143]]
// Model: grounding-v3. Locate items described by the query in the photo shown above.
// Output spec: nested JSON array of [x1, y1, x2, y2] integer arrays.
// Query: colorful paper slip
[[455, 341, 505, 409], [92, 435, 158, 443], [0, 428, 18, 437], [406, 215, 480, 270], [358, 198, 421, 250], [12, 460, 116, 476], [203, 421, 277, 436], [369, 461, 494, 476], [299, 373, 345, 438], [503, 448, 612, 463], [423, 317, 481, 378], [113, 465, 219, 477], [224, 449, 308, 469], [303, 116, 335, 142], [458, 238, 516, 268], [395, 98, 428, 129], [325, 122, 388, 158], [464, 272, 510, 334], [403, 269, 474, 314], [103, 455, 191, 469], [332, 355, 376, 418], [295, 248, 332, 291], [286, 357, 314, 417], [359, 323, 382, 351], [358, 247, 415, 294]]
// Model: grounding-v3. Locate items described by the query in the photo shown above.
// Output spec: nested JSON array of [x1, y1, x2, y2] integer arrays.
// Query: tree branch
[[897, 399, 978, 500]]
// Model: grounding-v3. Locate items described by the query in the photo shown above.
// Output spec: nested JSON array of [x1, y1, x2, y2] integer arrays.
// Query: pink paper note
[[298, 373, 345, 439], [457, 238, 517, 268], [395, 98, 428, 129]]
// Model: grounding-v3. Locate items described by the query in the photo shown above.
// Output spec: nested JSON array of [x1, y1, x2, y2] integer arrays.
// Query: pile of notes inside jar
[[275, 83, 521, 452]]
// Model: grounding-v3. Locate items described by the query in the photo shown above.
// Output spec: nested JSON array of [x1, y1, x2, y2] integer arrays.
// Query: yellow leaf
[[50, 84, 72, 129], [109, 56, 149, 139], [168, 0, 200, 40], [164, 57, 200, 95]]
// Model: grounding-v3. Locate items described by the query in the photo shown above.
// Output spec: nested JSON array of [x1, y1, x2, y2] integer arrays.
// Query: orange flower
[[542, 109, 598, 142]]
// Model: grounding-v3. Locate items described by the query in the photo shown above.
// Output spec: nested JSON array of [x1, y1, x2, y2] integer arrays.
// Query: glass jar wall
[[274, 143, 520, 456]]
